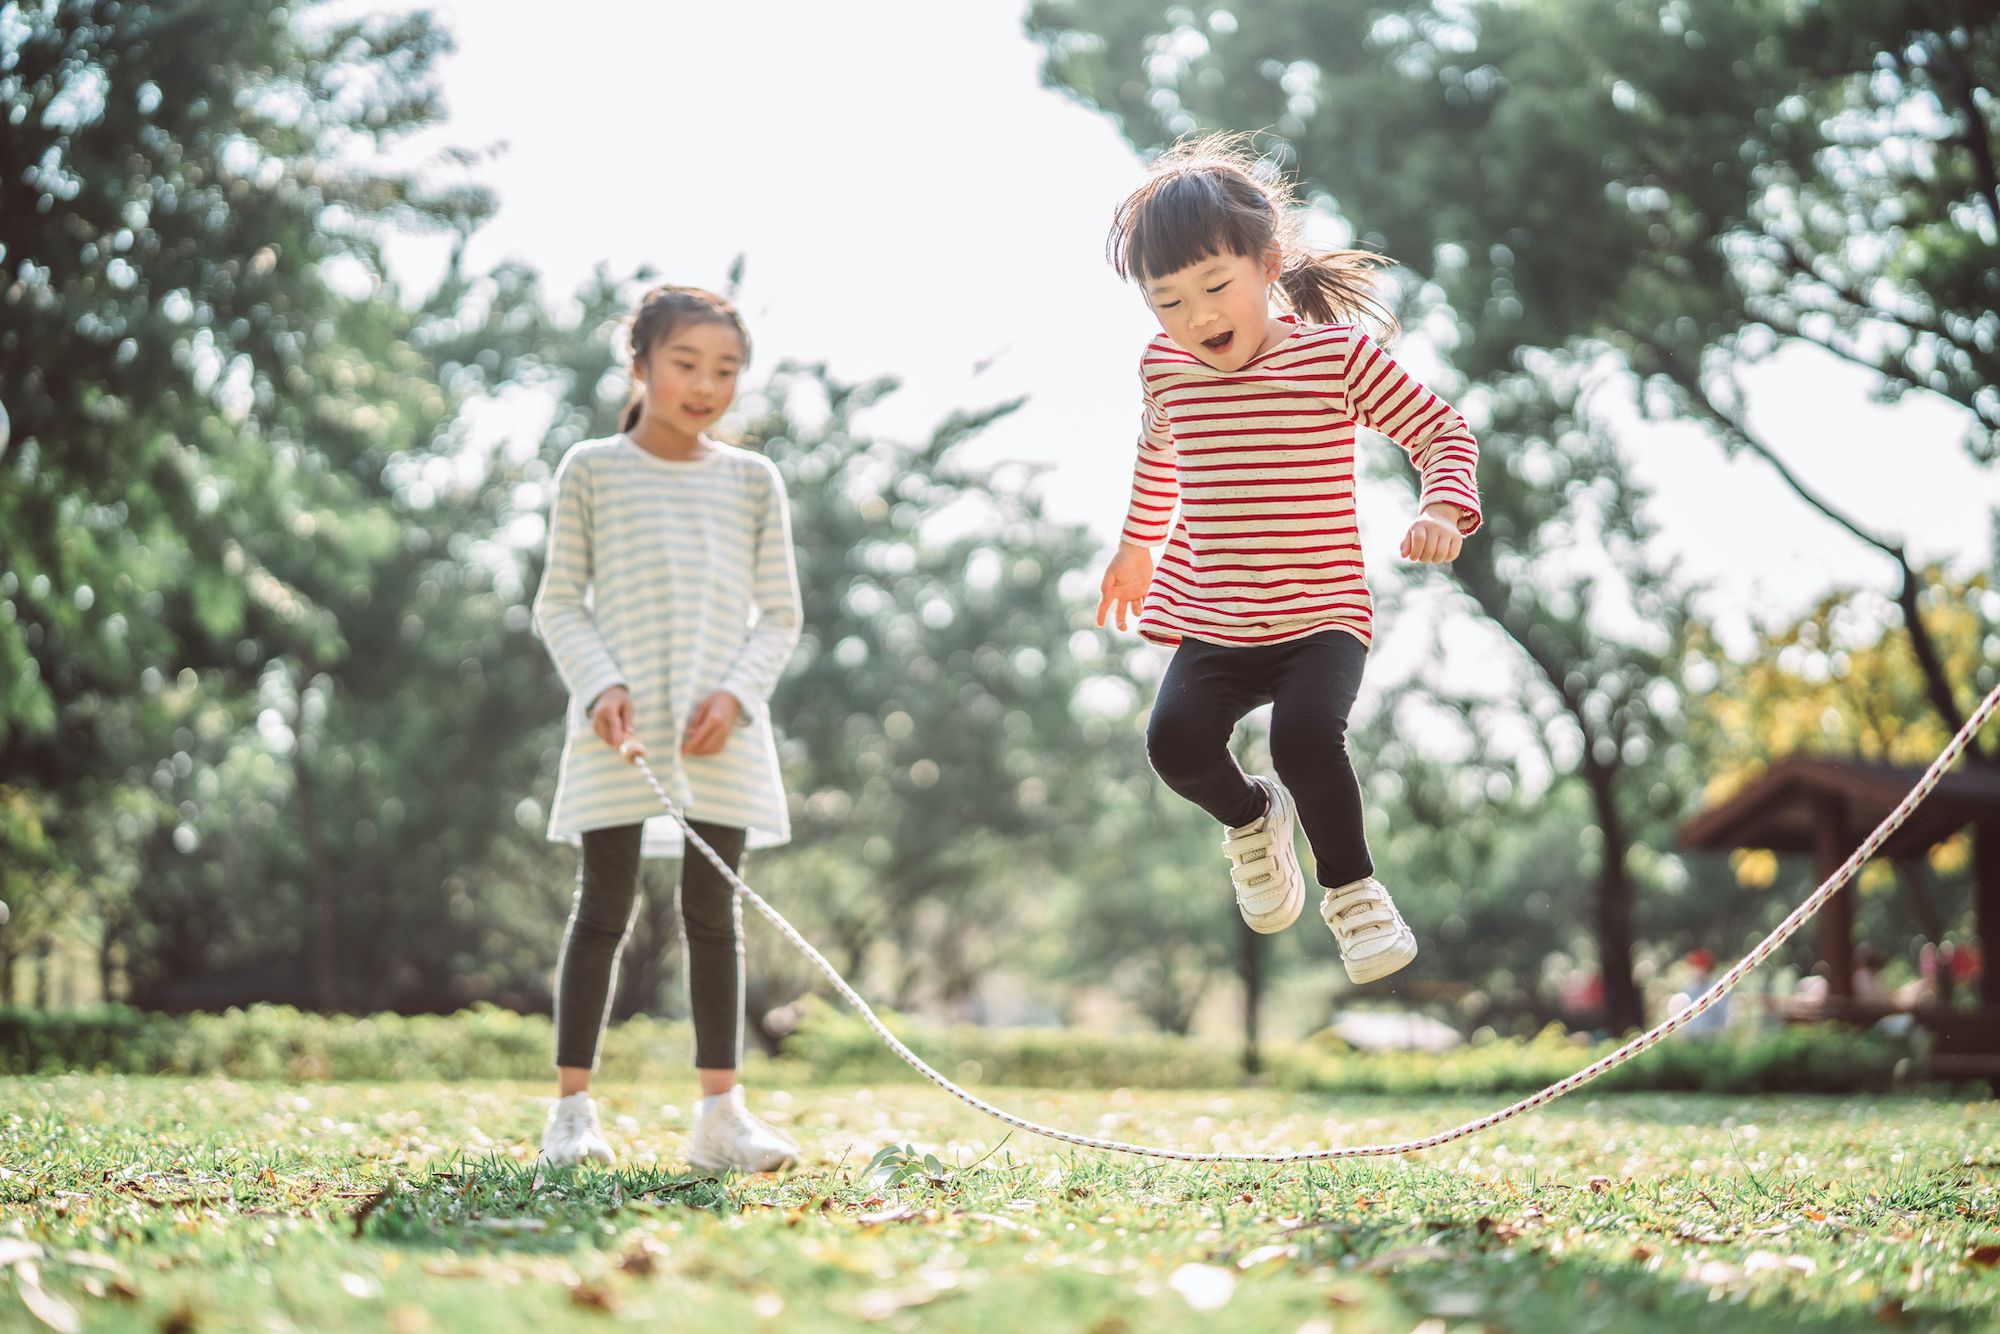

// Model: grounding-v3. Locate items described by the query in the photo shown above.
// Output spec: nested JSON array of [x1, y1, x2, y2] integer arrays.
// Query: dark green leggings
[[553, 821, 747, 1071]]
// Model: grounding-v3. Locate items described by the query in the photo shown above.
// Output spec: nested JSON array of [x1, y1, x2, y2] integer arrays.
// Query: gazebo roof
[[1680, 754, 2000, 860]]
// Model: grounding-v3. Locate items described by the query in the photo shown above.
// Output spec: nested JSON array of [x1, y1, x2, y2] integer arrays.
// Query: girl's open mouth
[[1202, 331, 1234, 353]]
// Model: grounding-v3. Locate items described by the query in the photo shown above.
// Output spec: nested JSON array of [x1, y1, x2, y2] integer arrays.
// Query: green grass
[[3, 1077, 1997, 1331]]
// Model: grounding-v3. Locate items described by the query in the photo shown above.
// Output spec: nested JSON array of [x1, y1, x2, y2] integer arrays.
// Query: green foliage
[[0, 1002, 701, 1082], [1027, 0, 2000, 1029], [3, 1002, 1929, 1095]]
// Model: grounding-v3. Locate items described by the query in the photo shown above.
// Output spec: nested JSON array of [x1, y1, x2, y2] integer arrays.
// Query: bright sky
[[379, 0, 1997, 690]]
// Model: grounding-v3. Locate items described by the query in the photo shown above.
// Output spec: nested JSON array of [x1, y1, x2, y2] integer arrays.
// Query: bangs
[[1114, 169, 1273, 283]]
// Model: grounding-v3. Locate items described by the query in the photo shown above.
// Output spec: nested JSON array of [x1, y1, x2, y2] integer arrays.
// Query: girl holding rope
[[530, 284, 803, 1172]]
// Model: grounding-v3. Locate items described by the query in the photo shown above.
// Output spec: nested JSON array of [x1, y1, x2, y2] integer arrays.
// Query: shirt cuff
[[719, 684, 763, 728], [580, 669, 629, 717]]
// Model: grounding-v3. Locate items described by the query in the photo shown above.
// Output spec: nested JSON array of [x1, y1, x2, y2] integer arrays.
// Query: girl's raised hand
[[1096, 542, 1156, 631], [682, 690, 741, 757], [590, 685, 636, 750], [1400, 505, 1466, 565]]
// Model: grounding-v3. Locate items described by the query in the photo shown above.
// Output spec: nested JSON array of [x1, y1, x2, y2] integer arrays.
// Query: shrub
[[0, 1001, 1938, 1096]]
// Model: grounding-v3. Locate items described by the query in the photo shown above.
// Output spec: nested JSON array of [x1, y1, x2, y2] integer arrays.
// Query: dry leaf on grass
[[1166, 1263, 1236, 1312], [15, 1262, 81, 1334]]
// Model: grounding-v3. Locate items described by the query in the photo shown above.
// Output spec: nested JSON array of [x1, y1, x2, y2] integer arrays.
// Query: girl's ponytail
[[1278, 249, 1398, 339], [1111, 134, 1400, 341]]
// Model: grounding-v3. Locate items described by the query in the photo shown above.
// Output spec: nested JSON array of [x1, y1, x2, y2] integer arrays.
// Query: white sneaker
[[687, 1086, 800, 1174], [1321, 877, 1419, 984], [539, 1092, 615, 1167], [1222, 776, 1306, 933]]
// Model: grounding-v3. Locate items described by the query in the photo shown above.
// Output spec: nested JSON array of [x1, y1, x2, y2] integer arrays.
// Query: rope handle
[[612, 682, 2000, 1163]]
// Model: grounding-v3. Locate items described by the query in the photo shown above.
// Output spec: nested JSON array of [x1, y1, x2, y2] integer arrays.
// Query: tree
[[1684, 568, 2000, 986], [741, 364, 1115, 1025], [1029, 0, 1997, 755], [0, 0, 492, 1002], [1025, 0, 1996, 1028]]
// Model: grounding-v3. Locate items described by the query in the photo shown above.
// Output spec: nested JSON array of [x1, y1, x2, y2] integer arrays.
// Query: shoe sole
[[1340, 924, 1419, 985], [1240, 780, 1305, 933], [688, 1149, 797, 1175]]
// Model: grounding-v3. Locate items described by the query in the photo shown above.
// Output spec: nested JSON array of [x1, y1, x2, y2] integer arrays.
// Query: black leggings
[[553, 821, 747, 1071], [1146, 628, 1374, 889]]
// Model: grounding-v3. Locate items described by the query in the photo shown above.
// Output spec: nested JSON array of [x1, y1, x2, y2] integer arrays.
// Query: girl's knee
[[1269, 721, 1350, 782], [1146, 705, 1218, 784], [680, 894, 741, 948]]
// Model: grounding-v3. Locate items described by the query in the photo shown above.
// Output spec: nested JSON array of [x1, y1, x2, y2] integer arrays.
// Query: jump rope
[[614, 681, 2000, 1163]]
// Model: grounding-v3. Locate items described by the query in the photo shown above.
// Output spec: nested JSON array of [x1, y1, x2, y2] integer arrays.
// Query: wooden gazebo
[[1680, 755, 2000, 1085]]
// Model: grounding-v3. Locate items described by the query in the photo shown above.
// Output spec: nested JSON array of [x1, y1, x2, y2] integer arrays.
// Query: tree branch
[[1636, 336, 1982, 755], [1932, 31, 2000, 231]]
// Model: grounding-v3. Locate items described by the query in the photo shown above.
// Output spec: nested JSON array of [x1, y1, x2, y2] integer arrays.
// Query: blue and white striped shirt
[[532, 434, 801, 856]]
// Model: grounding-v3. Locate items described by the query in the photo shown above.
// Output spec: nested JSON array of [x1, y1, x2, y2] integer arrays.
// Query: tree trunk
[[291, 690, 339, 1014], [1977, 820, 2000, 1010], [98, 911, 118, 1006], [1647, 344, 1983, 761], [1581, 752, 1642, 1032], [1238, 915, 1264, 1076]]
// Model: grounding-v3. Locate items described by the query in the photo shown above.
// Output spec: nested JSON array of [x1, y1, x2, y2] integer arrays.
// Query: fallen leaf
[[348, 1181, 399, 1237], [1166, 1263, 1236, 1312], [1744, 1251, 1816, 1278], [1235, 1244, 1295, 1270], [0, 1241, 45, 1269], [1362, 1243, 1448, 1273], [1968, 1244, 2000, 1268], [855, 1286, 946, 1320], [856, 1206, 919, 1227], [1692, 1260, 1744, 1288], [569, 1284, 616, 1312], [957, 1212, 1038, 1237], [1588, 1176, 1612, 1194], [15, 1263, 80, 1334]]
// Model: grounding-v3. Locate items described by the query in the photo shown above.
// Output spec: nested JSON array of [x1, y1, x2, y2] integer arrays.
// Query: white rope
[[623, 682, 2000, 1163]]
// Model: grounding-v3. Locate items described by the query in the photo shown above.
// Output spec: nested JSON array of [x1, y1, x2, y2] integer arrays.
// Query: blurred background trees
[[3, 0, 1994, 1047], [1029, 0, 1999, 1031]]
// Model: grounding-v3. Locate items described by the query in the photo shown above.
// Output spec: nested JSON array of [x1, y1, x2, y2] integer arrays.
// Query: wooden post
[[1815, 796, 1855, 999]]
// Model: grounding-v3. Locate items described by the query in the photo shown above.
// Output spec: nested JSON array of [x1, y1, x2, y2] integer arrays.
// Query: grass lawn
[[2, 1076, 1997, 1331]]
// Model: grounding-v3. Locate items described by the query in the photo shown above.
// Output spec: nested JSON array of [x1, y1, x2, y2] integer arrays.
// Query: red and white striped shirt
[[1120, 317, 1482, 649]]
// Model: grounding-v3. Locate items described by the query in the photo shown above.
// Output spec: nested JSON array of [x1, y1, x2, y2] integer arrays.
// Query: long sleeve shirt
[[1120, 317, 1481, 649], [532, 435, 802, 857]]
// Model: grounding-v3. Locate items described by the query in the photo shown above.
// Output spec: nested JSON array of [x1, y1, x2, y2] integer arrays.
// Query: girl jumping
[[1095, 138, 1482, 985], [531, 284, 803, 1172]]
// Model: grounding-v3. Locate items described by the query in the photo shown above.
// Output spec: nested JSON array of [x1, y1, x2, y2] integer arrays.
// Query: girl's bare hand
[[1400, 505, 1466, 564], [590, 685, 636, 749], [682, 690, 741, 756], [1095, 542, 1156, 631]]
